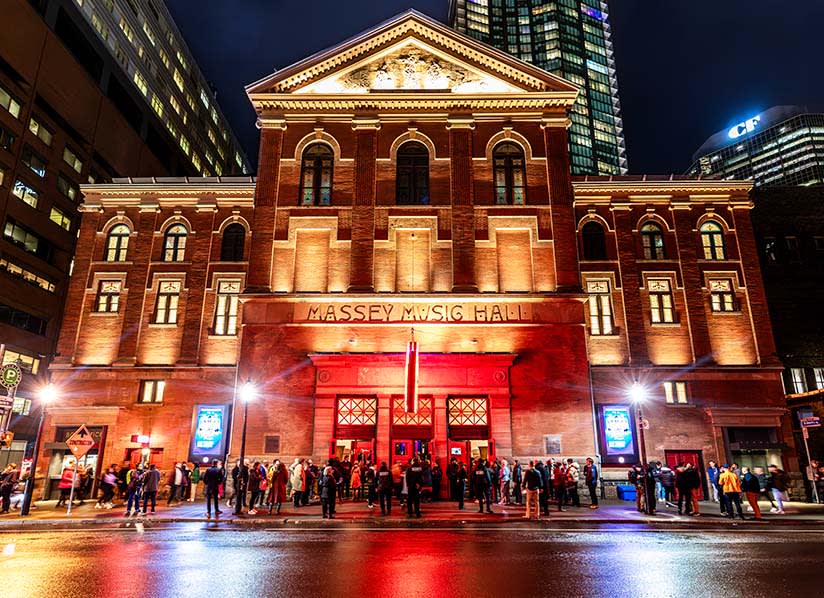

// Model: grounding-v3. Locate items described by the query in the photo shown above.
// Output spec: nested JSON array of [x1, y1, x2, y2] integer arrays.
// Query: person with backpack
[[124, 465, 144, 516], [566, 459, 581, 508], [141, 463, 161, 515], [741, 466, 762, 520]]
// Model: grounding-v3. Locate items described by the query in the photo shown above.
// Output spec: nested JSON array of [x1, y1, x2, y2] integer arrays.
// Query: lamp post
[[20, 383, 57, 517], [629, 382, 653, 515], [234, 380, 256, 516]]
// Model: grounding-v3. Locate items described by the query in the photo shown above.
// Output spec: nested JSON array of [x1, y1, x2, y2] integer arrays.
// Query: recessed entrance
[[334, 439, 374, 465]]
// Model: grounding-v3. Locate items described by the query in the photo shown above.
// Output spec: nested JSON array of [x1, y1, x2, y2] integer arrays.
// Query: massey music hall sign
[[295, 301, 533, 323]]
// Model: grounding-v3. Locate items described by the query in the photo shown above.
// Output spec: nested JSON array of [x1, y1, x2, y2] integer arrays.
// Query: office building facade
[[0, 0, 248, 462], [449, 0, 627, 176], [36, 12, 799, 500], [688, 106, 824, 187]]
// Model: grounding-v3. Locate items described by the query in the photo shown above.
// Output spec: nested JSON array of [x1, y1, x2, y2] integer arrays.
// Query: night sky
[[166, 0, 824, 174]]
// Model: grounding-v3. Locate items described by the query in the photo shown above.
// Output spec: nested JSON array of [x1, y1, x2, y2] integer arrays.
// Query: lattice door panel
[[447, 397, 488, 426], [337, 397, 378, 426]]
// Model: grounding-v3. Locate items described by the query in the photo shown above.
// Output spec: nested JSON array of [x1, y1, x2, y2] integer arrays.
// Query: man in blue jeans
[[141, 463, 161, 515]]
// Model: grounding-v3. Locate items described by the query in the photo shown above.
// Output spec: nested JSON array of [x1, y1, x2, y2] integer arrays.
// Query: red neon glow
[[404, 340, 419, 413]]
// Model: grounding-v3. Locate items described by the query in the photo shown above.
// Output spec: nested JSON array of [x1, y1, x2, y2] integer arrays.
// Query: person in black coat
[[376, 462, 393, 515], [446, 458, 459, 501], [406, 458, 424, 517], [320, 467, 337, 519], [535, 461, 550, 516], [455, 461, 468, 510], [202, 459, 223, 518], [431, 462, 443, 501], [512, 460, 523, 506], [473, 459, 493, 514]]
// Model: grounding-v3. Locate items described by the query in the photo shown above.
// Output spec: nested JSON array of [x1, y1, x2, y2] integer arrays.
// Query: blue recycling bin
[[616, 484, 636, 501]]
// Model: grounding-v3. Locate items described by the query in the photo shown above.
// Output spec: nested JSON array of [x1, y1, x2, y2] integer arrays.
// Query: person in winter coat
[[455, 461, 468, 510], [124, 466, 144, 516], [364, 464, 377, 508], [512, 460, 523, 505], [141, 463, 161, 515], [706, 461, 721, 503], [320, 466, 337, 519], [290, 459, 305, 508], [376, 462, 393, 515], [553, 462, 567, 512], [446, 458, 459, 501], [718, 465, 745, 520], [658, 464, 676, 506], [267, 460, 288, 515], [0, 464, 20, 513], [405, 458, 424, 517], [498, 459, 511, 505], [56, 463, 76, 508], [584, 457, 598, 509], [248, 461, 263, 514], [473, 459, 493, 514], [741, 466, 762, 520], [202, 459, 223, 518], [767, 464, 789, 514], [566, 459, 581, 508], [431, 462, 443, 501]]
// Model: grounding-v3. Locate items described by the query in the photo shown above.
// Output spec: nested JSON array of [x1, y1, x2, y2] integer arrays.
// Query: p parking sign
[[1, 363, 22, 390]]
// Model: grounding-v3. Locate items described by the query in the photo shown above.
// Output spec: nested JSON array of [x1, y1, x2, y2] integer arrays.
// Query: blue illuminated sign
[[189, 404, 229, 462], [581, 6, 605, 21], [602, 406, 635, 456]]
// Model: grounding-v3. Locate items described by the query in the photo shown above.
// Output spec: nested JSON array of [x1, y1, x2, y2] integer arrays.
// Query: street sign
[[0, 396, 13, 408], [65, 425, 95, 459], [0, 363, 22, 390], [800, 416, 821, 428]]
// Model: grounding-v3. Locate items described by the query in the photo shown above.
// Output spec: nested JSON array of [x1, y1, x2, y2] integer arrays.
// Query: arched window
[[493, 142, 526, 205], [220, 223, 245, 261], [700, 221, 726, 260], [163, 224, 188, 262], [582, 221, 607, 261], [299, 144, 333, 206], [105, 224, 130, 262], [396, 142, 429, 205], [640, 222, 665, 260]]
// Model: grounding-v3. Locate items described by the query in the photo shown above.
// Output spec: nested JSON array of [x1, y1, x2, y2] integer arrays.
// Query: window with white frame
[[814, 368, 824, 390], [105, 224, 130, 261], [28, 117, 53, 146], [648, 279, 676, 323], [586, 280, 614, 335], [95, 280, 121, 313], [0, 84, 21, 118], [790, 368, 807, 394], [213, 280, 240, 336], [154, 281, 181, 324], [663, 381, 689, 404], [138, 380, 165, 404], [709, 279, 738, 312], [62, 146, 82, 174]]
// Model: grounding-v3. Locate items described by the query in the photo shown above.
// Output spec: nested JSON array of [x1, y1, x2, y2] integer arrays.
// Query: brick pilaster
[[246, 122, 285, 292], [543, 119, 580, 291], [731, 206, 780, 365], [348, 118, 379, 292], [612, 208, 650, 364], [672, 206, 714, 363], [448, 119, 477, 292], [115, 207, 159, 365], [54, 207, 102, 365], [177, 207, 217, 364]]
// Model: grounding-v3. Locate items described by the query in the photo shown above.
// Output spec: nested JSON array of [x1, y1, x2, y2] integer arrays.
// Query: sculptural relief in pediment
[[295, 44, 523, 95]]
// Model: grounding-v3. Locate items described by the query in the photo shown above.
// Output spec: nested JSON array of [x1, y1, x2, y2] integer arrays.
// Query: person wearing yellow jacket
[[718, 465, 745, 520]]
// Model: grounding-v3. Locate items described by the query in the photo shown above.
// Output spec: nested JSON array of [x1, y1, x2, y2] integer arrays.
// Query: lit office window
[[154, 281, 181, 324], [12, 180, 39, 209], [649, 279, 676, 323], [0, 85, 21, 119], [22, 147, 47, 177], [63, 146, 83, 174], [663, 381, 689, 404], [138, 380, 165, 404], [790, 368, 807, 394], [163, 224, 187, 261], [95, 280, 121, 313], [709, 279, 738, 312], [133, 71, 149, 96], [28, 117, 53, 146], [49, 206, 72, 231]]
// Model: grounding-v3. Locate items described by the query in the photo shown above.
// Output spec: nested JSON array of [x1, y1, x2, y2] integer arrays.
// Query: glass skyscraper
[[449, 0, 627, 175], [688, 106, 824, 187]]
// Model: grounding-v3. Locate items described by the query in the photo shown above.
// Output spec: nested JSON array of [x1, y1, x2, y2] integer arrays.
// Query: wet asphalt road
[[1, 526, 822, 598]]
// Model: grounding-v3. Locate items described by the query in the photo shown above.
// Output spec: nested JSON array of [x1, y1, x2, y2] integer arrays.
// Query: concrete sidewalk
[[2, 496, 824, 530]]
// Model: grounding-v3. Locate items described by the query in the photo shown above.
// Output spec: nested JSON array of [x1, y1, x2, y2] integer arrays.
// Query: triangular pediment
[[246, 10, 579, 98]]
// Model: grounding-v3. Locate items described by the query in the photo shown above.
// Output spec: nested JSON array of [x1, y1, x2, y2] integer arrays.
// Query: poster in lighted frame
[[188, 404, 230, 464], [596, 404, 639, 465]]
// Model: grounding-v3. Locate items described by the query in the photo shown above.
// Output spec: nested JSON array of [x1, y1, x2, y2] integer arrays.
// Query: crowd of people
[[629, 460, 793, 520], [0, 452, 811, 521]]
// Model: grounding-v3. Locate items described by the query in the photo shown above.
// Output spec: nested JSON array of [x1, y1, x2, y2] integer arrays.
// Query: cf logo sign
[[728, 115, 761, 139]]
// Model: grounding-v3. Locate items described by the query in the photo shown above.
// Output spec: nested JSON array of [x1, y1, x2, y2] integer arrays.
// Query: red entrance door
[[665, 450, 707, 500]]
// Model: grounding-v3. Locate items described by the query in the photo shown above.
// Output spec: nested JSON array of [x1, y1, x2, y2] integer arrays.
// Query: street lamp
[[629, 382, 653, 515], [234, 380, 256, 516], [20, 383, 57, 517]]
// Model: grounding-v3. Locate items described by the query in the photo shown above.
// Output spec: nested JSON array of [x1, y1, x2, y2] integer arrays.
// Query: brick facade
[[39, 13, 797, 498]]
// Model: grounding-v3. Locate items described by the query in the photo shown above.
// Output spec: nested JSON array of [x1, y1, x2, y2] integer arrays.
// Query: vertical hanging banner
[[405, 334, 419, 414]]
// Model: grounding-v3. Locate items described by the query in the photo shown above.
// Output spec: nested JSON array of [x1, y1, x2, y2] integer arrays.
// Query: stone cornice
[[573, 179, 753, 196]]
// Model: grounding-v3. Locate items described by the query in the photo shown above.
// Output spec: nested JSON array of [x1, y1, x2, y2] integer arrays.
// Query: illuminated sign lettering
[[728, 115, 761, 139], [295, 301, 533, 323]]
